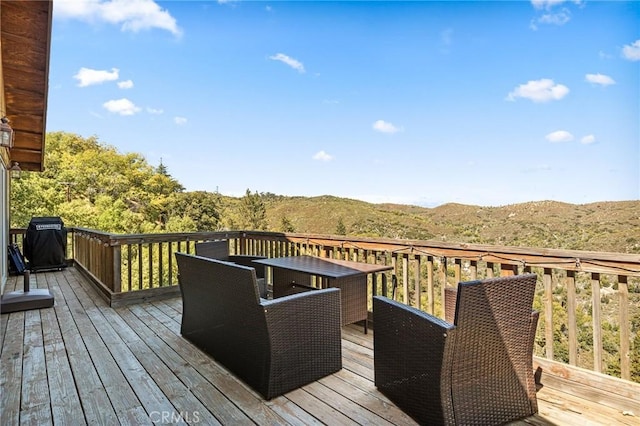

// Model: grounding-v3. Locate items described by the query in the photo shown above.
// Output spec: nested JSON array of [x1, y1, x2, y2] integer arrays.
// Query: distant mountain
[[260, 196, 640, 254]]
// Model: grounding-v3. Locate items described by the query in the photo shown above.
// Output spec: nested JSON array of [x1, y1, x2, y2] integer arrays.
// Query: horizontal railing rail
[[9, 227, 640, 385]]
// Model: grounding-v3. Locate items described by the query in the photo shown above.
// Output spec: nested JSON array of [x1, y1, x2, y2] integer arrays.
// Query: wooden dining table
[[253, 255, 394, 333]]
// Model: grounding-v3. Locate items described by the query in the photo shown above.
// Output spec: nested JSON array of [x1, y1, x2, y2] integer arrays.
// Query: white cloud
[[118, 79, 134, 89], [529, 1, 581, 30], [622, 40, 640, 61], [269, 53, 305, 73], [147, 107, 164, 115], [531, 0, 582, 10], [521, 164, 553, 175], [546, 130, 574, 143], [598, 50, 613, 60], [585, 73, 615, 86], [103, 98, 141, 115], [506, 79, 569, 102], [581, 134, 596, 144], [531, 0, 566, 10], [537, 10, 570, 25], [526, 164, 552, 172], [373, 120, 402, 134], [54, 0, 182, 36], [313, 151, 334, 161], [74, 67, 119, 87], [174, 116, 187, 125], [441, 28, 453, 46]]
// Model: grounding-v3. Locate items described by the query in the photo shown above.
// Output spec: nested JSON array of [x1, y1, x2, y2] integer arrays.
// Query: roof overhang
[[1, 0, 52, 172]]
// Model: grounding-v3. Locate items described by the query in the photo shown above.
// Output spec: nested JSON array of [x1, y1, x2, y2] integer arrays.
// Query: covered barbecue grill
[[23, 216, 67, 272]]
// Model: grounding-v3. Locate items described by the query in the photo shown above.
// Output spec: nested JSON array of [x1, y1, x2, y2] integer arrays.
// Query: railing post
[[486, 262, 494, 278], [543, 268, 554, 360], [454, 258, 462, 282], [427, 256, 434, 315], [112, 245, 122, 293], [414, 256, 421, 309], [591, 273, 602, 373], [619, 275, 630, 380], [566, 270, 577, 366], [402, 254, 409, 304], [469, 260, 478, 280], [440, 257, 448, 317]]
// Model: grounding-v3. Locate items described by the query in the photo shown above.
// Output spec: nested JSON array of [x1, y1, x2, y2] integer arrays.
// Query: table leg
[[381, 274, 388, 298], [331, 275, 368, 333], [272, 267, 315, 298]]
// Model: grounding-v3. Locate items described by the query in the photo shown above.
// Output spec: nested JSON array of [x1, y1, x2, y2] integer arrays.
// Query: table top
[[253, 255, 393, 279]]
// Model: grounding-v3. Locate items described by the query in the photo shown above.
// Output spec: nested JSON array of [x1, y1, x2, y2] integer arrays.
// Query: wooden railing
[[9, 227, 640, 385]]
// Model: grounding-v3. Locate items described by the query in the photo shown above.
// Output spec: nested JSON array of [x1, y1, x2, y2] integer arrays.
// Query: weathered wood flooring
[[1, 268, 638, 425]]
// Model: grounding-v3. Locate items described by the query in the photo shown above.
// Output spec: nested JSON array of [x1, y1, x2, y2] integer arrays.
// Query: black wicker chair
[[175, 252, 342, 400], [195, 240, 268, 297], [373, 273, 539, 425]]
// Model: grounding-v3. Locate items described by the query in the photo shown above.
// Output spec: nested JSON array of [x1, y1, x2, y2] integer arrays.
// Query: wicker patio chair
[[373, 273, 539, 425], [175, 252, 342, 400], [195, 240, 268, 297]]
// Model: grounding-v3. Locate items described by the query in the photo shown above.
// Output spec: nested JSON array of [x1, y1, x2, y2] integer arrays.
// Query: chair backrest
[[195, 240, 229, 260], [453, 273, 537, 330], [451, 273, 538, 424], [176, 252, 262, 309]]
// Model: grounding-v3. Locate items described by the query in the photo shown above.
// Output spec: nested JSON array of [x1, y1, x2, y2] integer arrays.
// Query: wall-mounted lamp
[[0, 117, 15, 148], [10, 162, 22, 179]]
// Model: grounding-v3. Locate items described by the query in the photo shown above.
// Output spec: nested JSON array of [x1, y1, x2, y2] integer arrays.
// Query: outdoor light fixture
[[10, 161, 22, 179], [0, 117, 14, 148]]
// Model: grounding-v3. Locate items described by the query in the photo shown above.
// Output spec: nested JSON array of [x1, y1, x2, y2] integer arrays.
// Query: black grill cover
[[24, 217, 67, 271]]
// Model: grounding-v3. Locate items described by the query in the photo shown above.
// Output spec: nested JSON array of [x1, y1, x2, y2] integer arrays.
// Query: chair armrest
[[373, 296, 456, 424], [373, 296, 454, 355], [261, 287, 341, 335], [260, 288, 342, 398], [444, 285, 457, 323], [373, 296, 455, 374]]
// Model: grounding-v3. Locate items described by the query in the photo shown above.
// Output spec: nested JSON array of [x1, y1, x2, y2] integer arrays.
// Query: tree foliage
[[280, 216, 295, 232], [11, 132, 185, 233], [237, 189, 267, 231]]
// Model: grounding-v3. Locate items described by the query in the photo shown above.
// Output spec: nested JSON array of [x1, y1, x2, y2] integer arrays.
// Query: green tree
[[10, 131, 185, 232], [336, 218, 346, 235], [238, 189, 267, 230], [280, 216, 295, 232], [168, 191, 221, 231]]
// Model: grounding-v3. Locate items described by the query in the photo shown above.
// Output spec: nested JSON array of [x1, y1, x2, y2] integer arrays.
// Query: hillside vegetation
[[264, 195, 640, 254], [10, 132, 640, 255]]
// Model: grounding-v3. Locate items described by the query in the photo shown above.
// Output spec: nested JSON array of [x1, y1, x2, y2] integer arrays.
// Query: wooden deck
[[1, 267, 638, 426]]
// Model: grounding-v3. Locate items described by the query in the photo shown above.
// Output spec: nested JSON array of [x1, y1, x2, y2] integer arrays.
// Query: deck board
[[1, 310, 24, 425], [40, 273, 85, 425], [1, 267, 638, 425]]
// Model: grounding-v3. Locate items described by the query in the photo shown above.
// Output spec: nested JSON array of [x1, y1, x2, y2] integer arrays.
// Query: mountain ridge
[[259, 196, 639, 254]]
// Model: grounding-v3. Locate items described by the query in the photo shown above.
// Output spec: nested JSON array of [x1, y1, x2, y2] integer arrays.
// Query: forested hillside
[[264, 195, 640, 254], [10, 132, 640, 255]]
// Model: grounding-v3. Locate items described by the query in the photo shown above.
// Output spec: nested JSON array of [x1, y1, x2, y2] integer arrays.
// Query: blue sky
[[47, 0, 639, 207]]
